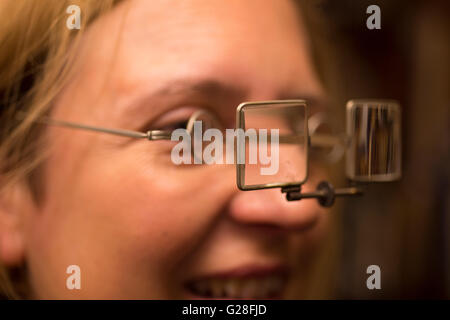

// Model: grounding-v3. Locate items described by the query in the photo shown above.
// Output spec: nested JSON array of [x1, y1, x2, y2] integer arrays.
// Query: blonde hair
[[0, 0, 122, 299]]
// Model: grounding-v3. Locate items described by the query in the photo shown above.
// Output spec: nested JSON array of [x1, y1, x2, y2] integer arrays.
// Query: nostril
[[228, 188, 323, 231]]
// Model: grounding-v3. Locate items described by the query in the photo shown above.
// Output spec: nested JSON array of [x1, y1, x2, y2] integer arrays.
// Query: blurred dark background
[[310, 0, 449, 298]]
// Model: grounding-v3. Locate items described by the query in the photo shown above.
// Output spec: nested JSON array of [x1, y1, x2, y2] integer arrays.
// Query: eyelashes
[[154, 119, 190, 131], [140, 106, 199, 132], [141, 106, 223, 133]]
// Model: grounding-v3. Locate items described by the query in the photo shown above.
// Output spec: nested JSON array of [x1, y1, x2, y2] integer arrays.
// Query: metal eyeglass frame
[[235, 100, 362, 207], [17, 99, 367, 207]]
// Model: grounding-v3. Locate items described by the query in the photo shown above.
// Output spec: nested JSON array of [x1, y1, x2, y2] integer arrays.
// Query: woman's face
[[23, 0, 328, 298]]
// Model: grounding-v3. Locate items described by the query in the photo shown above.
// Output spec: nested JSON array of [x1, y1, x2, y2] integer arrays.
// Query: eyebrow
[[119, 78, 248, 128], [123, 78, 326, 128], [150, 78, 247, 102]]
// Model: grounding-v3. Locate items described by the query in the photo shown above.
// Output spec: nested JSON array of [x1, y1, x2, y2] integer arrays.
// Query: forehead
[[80, 1, 314, 83], [57, 0, 321, 124]]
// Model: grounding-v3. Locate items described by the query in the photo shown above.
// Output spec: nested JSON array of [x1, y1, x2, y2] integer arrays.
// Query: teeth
[[210, 279, 223, 297], [267, 276, 282, 295], [241, 279, 259, 299], [224, 279, 241, 298], [192, 280, 209, 296], [188, 276, 285, 299]]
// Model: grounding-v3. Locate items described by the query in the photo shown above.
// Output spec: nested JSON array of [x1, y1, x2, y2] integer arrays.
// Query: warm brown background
[[310, 0, 449, 298]]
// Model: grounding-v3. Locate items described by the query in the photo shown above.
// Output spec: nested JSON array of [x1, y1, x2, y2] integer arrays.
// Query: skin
[[0, 0, 328, 299]]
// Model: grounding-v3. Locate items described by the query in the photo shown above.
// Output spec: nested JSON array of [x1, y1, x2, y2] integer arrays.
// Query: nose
[[227, 185, 323, 231]]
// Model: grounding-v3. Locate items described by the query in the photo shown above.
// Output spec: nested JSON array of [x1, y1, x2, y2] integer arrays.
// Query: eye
[[142, 107, 198, 132], [156, 119, 190, 131]]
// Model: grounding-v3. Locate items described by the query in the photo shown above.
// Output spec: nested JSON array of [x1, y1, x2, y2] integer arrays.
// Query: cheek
[[85, 155, 234, 263], [28, 144, 235, 297]]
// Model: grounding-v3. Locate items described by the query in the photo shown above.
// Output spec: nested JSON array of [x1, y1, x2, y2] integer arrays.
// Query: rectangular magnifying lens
[[236, 100, 308, 190], [346, 99, 402, 182]]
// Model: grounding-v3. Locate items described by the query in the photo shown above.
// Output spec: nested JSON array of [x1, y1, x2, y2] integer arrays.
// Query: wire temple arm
[[16, 112, 172, 140], [265, 133, 346, 147], [309, 134, 345, 148], [40, 117, 149, 139]]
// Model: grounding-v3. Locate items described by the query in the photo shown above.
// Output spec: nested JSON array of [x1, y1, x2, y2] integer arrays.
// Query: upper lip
[[186, 263, 289, 281]]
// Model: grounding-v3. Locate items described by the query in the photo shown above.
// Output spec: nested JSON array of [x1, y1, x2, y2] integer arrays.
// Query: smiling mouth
[[185, 265, 289, 299]]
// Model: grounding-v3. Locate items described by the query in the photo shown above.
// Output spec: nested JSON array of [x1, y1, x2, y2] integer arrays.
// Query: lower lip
[[186, 291, 284, 300]]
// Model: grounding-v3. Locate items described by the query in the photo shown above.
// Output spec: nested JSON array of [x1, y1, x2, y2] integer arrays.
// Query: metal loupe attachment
[[235, 99, 402, 207], [346, 100, 402, 182]]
